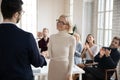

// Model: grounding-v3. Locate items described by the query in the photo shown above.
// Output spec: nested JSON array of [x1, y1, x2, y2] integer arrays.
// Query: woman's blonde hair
[[58, 14, 72, 33]]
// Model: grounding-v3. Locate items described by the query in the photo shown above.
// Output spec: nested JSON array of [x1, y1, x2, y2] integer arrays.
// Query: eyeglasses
[[56, 19, 66, 25], [21, 10, 25, 15], [18, 10, 25, 15]]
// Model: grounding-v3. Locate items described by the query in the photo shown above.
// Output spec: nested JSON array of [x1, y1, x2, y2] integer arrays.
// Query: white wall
[[113, 0, 120, 79], [73, 0, 94, 43], [73, 0, 83, 42], [36, 0, 94, 40], [82, 1, 93, 42], [0, 0, 94, 41], [0, 12, 2, 22], [37, 0, 66, 35], [0, 0, 2, 22]]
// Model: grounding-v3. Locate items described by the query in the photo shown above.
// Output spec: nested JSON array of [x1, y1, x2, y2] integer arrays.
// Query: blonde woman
[[48, 15, 76, 80]]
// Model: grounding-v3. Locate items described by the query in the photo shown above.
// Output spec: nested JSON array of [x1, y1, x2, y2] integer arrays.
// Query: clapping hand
[[99, 48, 111, 58], [104, 48, 111, 57], [99, 48, 105, 58], [85, 42, 89, 49]]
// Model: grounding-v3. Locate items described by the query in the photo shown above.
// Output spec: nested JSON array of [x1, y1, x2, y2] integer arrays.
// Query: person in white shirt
[[77, 34, 99, 69], [81, 34, 98, 63], [48, 14, 76, 80]]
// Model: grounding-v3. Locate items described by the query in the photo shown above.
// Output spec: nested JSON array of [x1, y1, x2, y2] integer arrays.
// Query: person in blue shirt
[[73, 33, 82, 65]]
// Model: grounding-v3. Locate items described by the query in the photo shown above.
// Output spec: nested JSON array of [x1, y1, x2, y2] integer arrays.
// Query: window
[[20, 0, 37, 38], [97, 0, 113, 47]]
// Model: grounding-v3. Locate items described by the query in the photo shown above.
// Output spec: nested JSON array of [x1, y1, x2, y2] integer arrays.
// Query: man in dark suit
[[0, 0, 46, 80]]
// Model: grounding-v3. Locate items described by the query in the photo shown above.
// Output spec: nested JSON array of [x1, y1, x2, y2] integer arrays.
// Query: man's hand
[[99, 48, 105, 58], [105, 49, 111, 57], [41, 51, 48, 58]]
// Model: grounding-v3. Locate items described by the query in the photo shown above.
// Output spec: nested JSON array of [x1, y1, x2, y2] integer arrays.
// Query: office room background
[[0, 0, 120, 79]]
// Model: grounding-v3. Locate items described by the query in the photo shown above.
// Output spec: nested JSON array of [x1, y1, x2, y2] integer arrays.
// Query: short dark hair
[[113, 36, 120, 46], [1, 0, 23, 19]]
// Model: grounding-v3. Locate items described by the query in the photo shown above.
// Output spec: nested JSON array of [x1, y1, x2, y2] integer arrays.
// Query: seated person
[[82, 36, 120, 80], [73, 34, 98, 80], [73, 33, 82, 65], [77, 34, 99, 68], [38, 28, 49, 58]]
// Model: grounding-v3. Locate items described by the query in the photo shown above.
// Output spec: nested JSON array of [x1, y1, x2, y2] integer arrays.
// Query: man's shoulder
[[111, 49, 120, 58], [116, 49, 120, 57]]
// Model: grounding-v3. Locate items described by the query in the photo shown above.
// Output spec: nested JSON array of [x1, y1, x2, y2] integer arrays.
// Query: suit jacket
[[0, 23, 47, 80]]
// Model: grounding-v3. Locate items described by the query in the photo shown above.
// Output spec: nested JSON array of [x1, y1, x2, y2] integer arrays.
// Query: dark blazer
[[83, 47, 120, 80], [0, 23, 47, 80], [94, 48, 120, 69], [38, 37, 49, 52]]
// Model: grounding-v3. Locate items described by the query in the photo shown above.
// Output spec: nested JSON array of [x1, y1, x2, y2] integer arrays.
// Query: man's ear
[[118, 45, 120, 48], [13, 12, 19, 18]]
